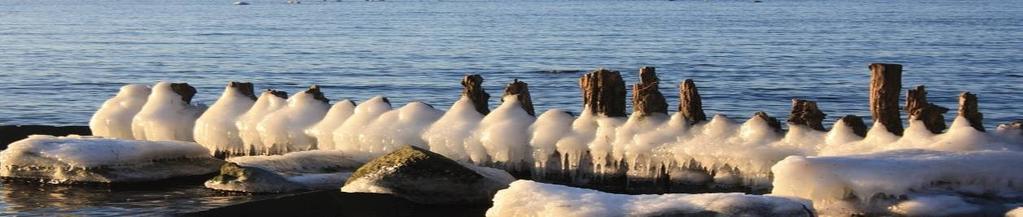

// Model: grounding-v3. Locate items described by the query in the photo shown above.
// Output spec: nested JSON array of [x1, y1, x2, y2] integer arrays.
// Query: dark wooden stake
[[632, 67, 668, 117], [958, 92, 984, 132], [905, 85, 948, 134], [839, 115, 868, 137], [753, 111, 782, 133], [678, 79, 707, 124], [306, 85, 329, 103], [869, 63, 904, 135], [266, 89, 288, 99], [580, 68, 626, 117], [787, 99, 826, 131], [504, 79, 535, 116], [170, 83, 197, 104], [228, 81, 257, 100], [461, 74, 490, 115]]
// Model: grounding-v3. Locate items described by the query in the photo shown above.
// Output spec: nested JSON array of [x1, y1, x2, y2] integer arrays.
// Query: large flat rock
[[1, 135, 223, 183]]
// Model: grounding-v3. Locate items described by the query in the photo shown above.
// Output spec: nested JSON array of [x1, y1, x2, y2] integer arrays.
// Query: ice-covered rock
[[341, 145, 514, 205], [257, 85, 330, 154], [89, 84, 151, 139], [486, 180, 813, 217], [422, 96, 485, 163], [478, 95, 535, 165], [0, 135, 222, 183], [771, 149, 1023, 216], [193, 82, 257, 156], [131, 82, 205, 141], [236, 89, 288, 155], [887, 195, 982, 217], [353, 101, 444, 160], [529, 109, 574, 167], [1008, 207, 1023, 217], [204, 150, 362, 193], [332, 96, 393, 159], [304, 100, 357, 151]]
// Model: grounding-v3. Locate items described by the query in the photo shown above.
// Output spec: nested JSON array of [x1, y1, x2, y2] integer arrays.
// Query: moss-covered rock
[[204, 162, 307, 193], [341, 145, 514, 205]]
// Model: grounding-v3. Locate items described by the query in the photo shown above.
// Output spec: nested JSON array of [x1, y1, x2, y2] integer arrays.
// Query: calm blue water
[[1, 0, 1021, 127], [0, 0, 1020, 214]]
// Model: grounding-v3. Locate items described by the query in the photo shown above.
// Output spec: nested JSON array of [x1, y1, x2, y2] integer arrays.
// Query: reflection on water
[[0, 180, 274, 216]]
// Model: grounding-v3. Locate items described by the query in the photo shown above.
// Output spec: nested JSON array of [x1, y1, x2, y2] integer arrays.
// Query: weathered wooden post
[[461, 74, 490, 115], [958, 92, 984, 132], [869, 63, 904, 135], [306, 85, 329, 103], [229, 81, 257, 101], [169, 83, 198, 104], [580, 68, 627, 117], [788, 99, 826, 131], [905, 85, 949, 134], [754, 111, 782, 133], [839, 115, 868, 137], [503, 79, 535, 116], [632, 67, 668, 117], [679, 79, 707, 124]]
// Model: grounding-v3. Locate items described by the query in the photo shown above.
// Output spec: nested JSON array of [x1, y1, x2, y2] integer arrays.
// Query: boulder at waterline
[[341, 145, 514, 205], [0, 135, 223, 183], [205, 150, 361, 193]]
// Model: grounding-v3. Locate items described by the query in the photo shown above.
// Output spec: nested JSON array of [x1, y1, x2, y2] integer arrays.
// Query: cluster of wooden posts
[[464, 63, 989, 194], [477, 63, 984, 135]]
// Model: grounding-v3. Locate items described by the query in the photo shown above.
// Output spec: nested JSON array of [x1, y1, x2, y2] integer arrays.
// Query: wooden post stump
[[461, 74, 491, 115], [958, 92, 984, 132], [306, 85, 329, 103], [504, 79, 535, 116], [869, 63, 904, 135], [580, 68, 626, 117], [170, 83, 197, 104], [787, 99, 826, 131], [229, 81, 257, 100], [632, 67, 668, 117], [753, 111, 782, 133], [839, 115, 868, 137], [678, 79, 707, 124], [267, 89, 289, 99], [905, 85, 949, 134]]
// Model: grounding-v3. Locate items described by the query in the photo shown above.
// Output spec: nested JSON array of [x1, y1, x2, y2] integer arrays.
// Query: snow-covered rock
[[131, 82, 205, 141], [771, 149, 1023, 216], [486, 180, 813, 217], [205, 150, 361, 193], [193, 82, 257, 156], [0, 135, 222, 183], [341, 145, 514, 205], [89, 84, 150, 139]]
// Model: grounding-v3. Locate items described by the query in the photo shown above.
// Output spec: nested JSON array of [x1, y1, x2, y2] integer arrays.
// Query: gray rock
[[341, 145, 514, 205], [205, 151, 361, 193]]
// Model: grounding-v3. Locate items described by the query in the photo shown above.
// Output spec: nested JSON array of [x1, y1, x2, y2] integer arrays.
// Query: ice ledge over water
[[0, 135, 222, 183], [487, 180, 813, 217]]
